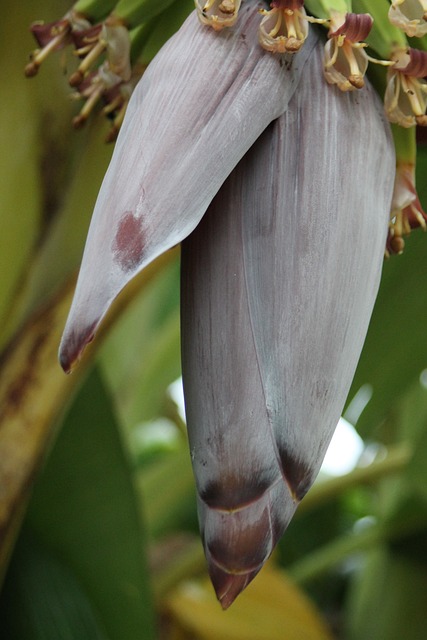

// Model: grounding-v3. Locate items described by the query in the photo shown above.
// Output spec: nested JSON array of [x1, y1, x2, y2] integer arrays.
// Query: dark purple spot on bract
[[112, 211, 145, 272]]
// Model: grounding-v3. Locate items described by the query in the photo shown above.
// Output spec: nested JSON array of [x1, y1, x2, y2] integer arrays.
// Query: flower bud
[[181, 38, 395, 608]]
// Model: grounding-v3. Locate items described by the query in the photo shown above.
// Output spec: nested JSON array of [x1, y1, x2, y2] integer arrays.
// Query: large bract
[[181, 40, 395, 608], [59, 1, 317, 371]]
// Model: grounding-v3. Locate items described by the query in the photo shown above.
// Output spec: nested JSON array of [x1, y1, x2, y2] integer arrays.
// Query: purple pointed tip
[[58, 321, 97, 374], [208, 559, 260, 609]]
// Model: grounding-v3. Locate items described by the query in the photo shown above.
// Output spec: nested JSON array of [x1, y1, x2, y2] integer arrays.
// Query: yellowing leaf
[[165, 564, 333, 640]]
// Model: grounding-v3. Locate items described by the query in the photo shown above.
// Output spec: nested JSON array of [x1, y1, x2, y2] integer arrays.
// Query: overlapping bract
[[58, 0, 396, 608], [59, 2, 317, 371], [181, 39, 395, 607]]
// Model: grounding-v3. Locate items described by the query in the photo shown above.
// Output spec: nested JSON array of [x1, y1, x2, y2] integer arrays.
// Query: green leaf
[[0, 533, 108, 640], [166, 565, 334, 640], [349, 147, 427, 438], [25, 368, 156, 640], [346, 547, 427, 640], [0, 1, 75, 345], [100, 255, 181, 427]]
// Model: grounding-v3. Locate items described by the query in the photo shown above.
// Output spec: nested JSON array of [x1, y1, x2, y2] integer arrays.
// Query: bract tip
[[208, 560, 260, 609], [58, 321, 97, 373]]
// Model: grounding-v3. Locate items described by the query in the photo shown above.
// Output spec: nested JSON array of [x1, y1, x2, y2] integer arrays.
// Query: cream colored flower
[[388, 0, 427, 38], [258, 0, 310, 54], [384, 48, 427, 127], [323, 11, 373, 91]]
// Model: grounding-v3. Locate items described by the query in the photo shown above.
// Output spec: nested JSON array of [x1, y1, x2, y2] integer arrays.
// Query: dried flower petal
[[69, 19, 131, 88], [25, 10, 91, 77]]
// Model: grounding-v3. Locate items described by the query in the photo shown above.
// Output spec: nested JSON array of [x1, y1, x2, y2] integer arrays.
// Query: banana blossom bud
[[59, 3, 317, 371], [388, 0, 427, 37], [181, 39, 394, 608]]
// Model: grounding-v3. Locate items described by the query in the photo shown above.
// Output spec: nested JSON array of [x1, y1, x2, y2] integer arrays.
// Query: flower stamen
[[258, 1, 319, 54], [195, 0, 242, 30], [323, 12, 377, 91]]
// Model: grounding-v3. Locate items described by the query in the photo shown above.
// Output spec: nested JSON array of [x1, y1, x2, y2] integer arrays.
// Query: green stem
[[298, 443, 412, 514], [288, 510, 427, 585], [74, 0, 117, 22]]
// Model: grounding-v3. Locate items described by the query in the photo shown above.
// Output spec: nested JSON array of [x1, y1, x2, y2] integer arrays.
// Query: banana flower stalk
[[59, 2, 317, 371], [58, 0, 395, 608]]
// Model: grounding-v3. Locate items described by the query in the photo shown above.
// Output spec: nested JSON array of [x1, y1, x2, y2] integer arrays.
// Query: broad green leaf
[[0, 1, 74, 340], [2, 121, 113, 348], [349, 147, 427, 437], [0, 282, 81, 582], [0, 251, 175, 588], [165, 564, 334, 640], [140, 0, 194, 64], [346, 547, 427, 640], [100, 255, 181, 427], [0, 2, 115, 351], [0, 533, 108, 640], [26, 368, 156, 640], [138, 448, 196, 539]]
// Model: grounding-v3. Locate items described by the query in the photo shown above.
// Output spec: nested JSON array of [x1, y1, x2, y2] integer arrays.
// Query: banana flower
[[181, 38, 394, 608], [59, 0, 395, 607]]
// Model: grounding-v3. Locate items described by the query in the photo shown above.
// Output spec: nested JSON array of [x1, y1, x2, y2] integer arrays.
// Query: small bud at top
[[389, 0, 427, 38]]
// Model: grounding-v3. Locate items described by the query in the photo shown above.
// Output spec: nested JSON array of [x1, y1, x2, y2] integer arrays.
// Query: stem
[[288, 511, 427, 585], [297, 443, 412, 514]]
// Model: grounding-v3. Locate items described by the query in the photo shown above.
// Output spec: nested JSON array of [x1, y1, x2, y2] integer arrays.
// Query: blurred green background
[[1, 1, 427, 638]]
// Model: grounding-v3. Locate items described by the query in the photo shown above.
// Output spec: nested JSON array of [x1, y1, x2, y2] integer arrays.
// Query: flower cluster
[[26, 1, 427, 133], [25, 6, 141, 141], [194, 0, 427, 252]]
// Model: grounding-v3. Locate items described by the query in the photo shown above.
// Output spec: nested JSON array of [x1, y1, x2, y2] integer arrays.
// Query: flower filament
[[258, 0, 325, 54]]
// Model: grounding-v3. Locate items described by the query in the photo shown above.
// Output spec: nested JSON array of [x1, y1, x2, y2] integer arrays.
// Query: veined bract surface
[[59, 1, 317, 372], [180, 39, 395, 609]]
